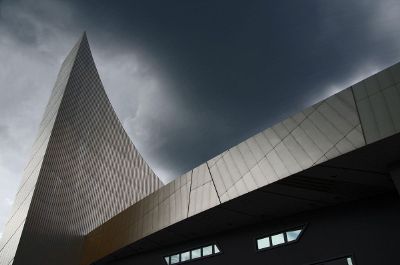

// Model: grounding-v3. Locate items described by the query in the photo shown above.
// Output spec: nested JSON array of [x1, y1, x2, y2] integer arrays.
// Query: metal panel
[[353, 64, 400, 144], [188, 164, 220, 217]]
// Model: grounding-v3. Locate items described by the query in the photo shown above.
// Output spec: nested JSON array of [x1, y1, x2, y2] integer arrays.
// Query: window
[[202, 245, 213, 256], [286, 229, 302, 242], [214, 245, 220, 254], [191, 249, 201, 259], [164, 244, 221, 264], [256, 237, 270, 250], [181, 251, 190, 262], [271, 233, 285, 246], [256, 226, 304, 251], [170, 254, 180, 264], [310, 256, 354, 265], [346, 257, 354, 265]]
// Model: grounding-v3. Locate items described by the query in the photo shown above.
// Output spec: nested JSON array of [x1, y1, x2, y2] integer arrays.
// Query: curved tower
[[0, 33, 163, 265]]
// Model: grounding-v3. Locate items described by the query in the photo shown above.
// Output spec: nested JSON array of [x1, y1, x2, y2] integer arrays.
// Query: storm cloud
[[1, 0, 400, 238]]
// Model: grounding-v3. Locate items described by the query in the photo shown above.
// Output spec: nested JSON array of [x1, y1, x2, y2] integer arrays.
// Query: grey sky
[[1, 0, 400, 239]]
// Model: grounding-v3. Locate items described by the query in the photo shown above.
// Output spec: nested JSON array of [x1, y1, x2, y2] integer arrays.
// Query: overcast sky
[[2, 0, 400, 238]]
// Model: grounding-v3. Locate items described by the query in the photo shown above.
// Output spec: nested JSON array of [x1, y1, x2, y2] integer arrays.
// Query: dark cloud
[[66, 0, 400, 178], [2, 0, 400, 237]]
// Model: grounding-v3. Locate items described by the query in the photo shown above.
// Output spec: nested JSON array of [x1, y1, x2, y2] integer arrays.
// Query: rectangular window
[[257, 237, 270, 249], [271, 233, 285, 246], [191, 248, 201, 259], [181, 251, 190, 262], [202, 245, 213, 256], [170, 254, 180, 264]]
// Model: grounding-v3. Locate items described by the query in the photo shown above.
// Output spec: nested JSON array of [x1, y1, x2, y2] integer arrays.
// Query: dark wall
[[109, 193, 400, 265]]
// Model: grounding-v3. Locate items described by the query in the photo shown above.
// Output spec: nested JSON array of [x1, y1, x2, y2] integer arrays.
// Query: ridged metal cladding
[[0, 33, 163, 265]]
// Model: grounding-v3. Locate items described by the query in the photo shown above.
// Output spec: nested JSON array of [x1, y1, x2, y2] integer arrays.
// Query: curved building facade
[[0, 33, 163, 265]]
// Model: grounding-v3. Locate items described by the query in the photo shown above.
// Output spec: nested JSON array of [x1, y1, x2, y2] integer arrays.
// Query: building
[[1, 34, 400, 265], [0, 33, 163, 265]]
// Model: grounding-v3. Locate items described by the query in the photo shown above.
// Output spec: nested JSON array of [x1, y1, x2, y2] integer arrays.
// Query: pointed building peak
[[81, 31, 88, 43], [70, 31, 89, 53], [65, 32, 94, 66], [78, 31, 89, 48]]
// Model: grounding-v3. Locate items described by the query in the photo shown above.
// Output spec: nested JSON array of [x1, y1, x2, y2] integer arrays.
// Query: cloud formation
[[0, 0, 78, 239]]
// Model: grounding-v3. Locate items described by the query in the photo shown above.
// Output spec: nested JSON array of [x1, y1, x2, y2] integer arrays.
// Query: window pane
[[170, 254, 180, 264], [286, 229, 302, 242], [257, 237, 270, 249], [202, 245, 213, 256], [164, 257, 170, 265], [347, 257, 353, 265], [214, 244, 221, 254], [180, 251, 190, 262], [271, 233, 285, 246], [191, 248, 201, 259]]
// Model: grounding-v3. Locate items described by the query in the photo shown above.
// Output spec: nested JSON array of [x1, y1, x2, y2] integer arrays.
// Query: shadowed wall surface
[[105, 194, 400, 265]]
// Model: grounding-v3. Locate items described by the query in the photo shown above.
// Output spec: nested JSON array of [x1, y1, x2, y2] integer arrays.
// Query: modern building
[[1, 33, 400, 265], [0, 33, 163, 265]]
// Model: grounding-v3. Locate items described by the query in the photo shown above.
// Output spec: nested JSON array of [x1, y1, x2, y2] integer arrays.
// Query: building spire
[[1, 33, 163, 265]]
